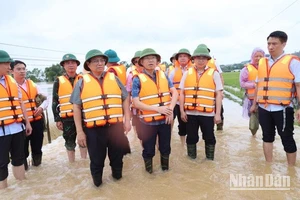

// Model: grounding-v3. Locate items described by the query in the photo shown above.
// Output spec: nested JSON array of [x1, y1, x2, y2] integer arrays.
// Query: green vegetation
[[44, 64, 64, 82], [223, 71, 244, 101]]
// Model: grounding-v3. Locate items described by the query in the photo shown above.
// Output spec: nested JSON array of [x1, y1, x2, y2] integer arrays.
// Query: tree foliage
[[44, 64, 64, 82], [26, 68, 44, 82]]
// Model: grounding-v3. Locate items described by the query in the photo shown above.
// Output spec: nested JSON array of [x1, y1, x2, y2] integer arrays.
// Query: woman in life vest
[[240, 48, 265, 135], [70, 49, 131, 187], [132, 48, 178, 174]]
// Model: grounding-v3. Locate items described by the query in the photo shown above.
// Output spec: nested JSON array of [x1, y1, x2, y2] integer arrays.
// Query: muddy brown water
[[1, 98, 300, 199]]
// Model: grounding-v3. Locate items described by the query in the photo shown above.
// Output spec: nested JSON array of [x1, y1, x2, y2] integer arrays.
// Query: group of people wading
[[0, 30, 300, 189]]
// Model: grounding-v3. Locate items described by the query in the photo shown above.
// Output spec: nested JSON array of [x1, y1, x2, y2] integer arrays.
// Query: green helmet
[[138, 48, 161, 67], [131, 50, 142, 65], [60, 54, 80, 66], [84, 49, 108, 71], [104, 49, 120, 63], [175, 48, 191, 60], [170, 53, 177, 62], [191, 47, 211, 60], [197, 44, 210, 52], [0, 50, 13, 63]]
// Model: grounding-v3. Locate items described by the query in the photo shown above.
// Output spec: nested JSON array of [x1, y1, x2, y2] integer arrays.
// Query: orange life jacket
[[159, 64, 166, 72], [245, 64, 258, 100], [58, 75, 81, 118], [138, 70, 171, 122], [167, 65, 175, 77], [183, 67, 216, 112], [81, 73, 123, 128], [257, 55, 296, 106], [107, 64, 126, 85], [0, 75, 24, 126], [172, 62, 193, 100], [20, 80, 42, 122], [207, 58, 218, 72]]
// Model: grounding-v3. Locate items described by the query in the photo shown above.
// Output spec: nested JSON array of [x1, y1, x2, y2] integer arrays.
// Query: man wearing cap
[[168, 48, 193, 145], [197, 44, 225, 131], [52, 54, 87, 163], [11, 60, 49, 170], [126, 51, 143, 140], [166, 53, 176, 77], [179, 46, 223, 160], [0, 50, 32, 189], [105, 49, 127, 85], [70, 49, 131, 187], [132, 48, 178, 174]]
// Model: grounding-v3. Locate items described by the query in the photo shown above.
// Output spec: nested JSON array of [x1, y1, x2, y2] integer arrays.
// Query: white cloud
[[1, 0, 299, 71]]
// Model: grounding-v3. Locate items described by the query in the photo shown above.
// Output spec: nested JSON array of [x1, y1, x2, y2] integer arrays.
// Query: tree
[[44, 64, 64, 82], [26, 68, 44, 82]]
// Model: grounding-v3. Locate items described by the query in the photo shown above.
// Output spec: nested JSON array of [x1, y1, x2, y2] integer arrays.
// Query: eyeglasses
[[91, 59, 106, 64]]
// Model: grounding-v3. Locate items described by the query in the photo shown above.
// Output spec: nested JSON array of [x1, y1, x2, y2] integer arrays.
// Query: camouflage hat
[[197, 44, 210, 52], [138, 48, 161, 67], [0, 50, 13, 63], [170, 53, 177, 62], [191, 47, 211, 60], [131, 50, 142, 65], [84, 49, 108, 71], [175, 48, 191, 60], [60, 54, 80, 66]]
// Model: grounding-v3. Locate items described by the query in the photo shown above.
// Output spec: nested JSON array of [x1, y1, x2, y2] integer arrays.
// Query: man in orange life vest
[[132, 48, 178, 173], [105, 49, 127, 85], [168, 48, 192, 145], [52, 54, 87, 163], [11, 60, 49, 170], [166, 53, 176, 77], [0, 50, 32, 189], [179, 46, 222, 160], [70, 49, 131, 187], [197, 44, 225, 131], [250, 31, 300, 166], [126, 51, 143, 140]]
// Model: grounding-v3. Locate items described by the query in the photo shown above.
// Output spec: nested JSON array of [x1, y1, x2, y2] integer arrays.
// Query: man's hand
[[34, 107, 43, 117], [56, 121, 63, 130]]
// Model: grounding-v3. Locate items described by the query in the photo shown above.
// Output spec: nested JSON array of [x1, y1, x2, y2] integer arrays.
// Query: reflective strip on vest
[[258, 86, 293, 92], [82, 95, 122, 103], [82, 104, 122, 113], [184, 102, 215, 108], [0, 106, 22, 112], [59, 94, 71, 99], [257, 77, 293, 83], [0, 114, 24, 121], [84, 114, 123, 122], [139, 113, 163, 118], [0, 97, 19, 102], [185, 95, 215, 100], [184, 87, 215, 93], [139, 92, 170, 101], [257, 96, 292, 101]]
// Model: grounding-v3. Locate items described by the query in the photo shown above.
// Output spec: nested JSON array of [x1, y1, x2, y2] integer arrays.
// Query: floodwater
[[1, 84, 300, 199]]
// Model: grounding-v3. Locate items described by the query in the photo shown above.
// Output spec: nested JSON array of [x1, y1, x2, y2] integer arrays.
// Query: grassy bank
[[222, 72, 244, 100]]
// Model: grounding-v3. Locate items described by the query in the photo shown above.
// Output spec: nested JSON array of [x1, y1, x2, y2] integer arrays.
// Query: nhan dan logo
[[230, 174, 290, 190]]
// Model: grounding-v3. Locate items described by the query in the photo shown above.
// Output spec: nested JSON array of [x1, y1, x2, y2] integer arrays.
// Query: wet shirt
[[70, 72, 128, 105], [256, 53, 300, 111], [0, 75, 24, 136], [132, 69, 174, 125], [52, 74, 78, 122], [179, 66, 223, 117]]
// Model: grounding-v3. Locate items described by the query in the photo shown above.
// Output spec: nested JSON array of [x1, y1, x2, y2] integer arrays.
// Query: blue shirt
[[257, 53, 300, 111], [0, 75, 24, 137], [132, 69, 174, 125]]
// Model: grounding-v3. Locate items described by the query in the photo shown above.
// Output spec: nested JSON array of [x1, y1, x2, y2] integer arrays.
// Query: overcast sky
[[1, 0, 299, 72]]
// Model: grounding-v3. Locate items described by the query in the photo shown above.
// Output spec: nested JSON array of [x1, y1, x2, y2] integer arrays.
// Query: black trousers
[[186, 115, 216, 145], [173, 104, 187, 136], [0, 131, 25, 181], [84, 122, 127, 178], [139, 122, 171, 159], [259, 106, 297, 153], [25, 119, 44, 158]]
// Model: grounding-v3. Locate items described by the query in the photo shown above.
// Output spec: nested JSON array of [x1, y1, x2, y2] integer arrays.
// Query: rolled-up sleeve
[[70, 79, 83, 105]]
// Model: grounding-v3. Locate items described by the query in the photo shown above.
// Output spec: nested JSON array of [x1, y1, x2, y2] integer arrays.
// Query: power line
[[251, 0, 299, 35], [10, 54, 62, 60], [12, 57, 60, 62], [0, 42, 85, 55]]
